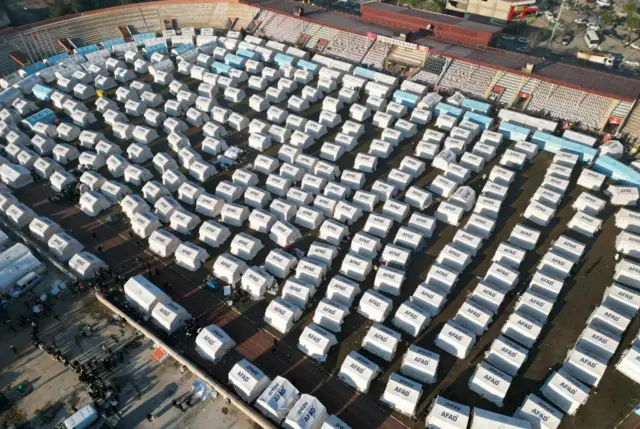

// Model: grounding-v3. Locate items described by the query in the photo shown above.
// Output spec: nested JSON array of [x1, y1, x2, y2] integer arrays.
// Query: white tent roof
[[541, 369, 590, 416], [436, 244, 470, 272], [374, 265, 406, 296], [326, 275, 361, 307], [170, 209, 201, 234], [425, 263, 459, 294], [212, 253, 248, 284], [470, 282, 506, 315], [537, 251, 573, 280], [241, 266, 275, 299], [350, 232, 382, 259], [588, 305, 630, 337], [340, 252, 373, 282], [617, 343, 640, 384], [68, 251, 106, 280], [28, 216, 61, 242], [306, 242, 338, 268], [48, 232, 84, 262], [603, 283, 640, 318], [269, 221, 302, 247], [483, 262, 519, 292], [175, 242, 209, 272], [282, 277, 317, 309], [230, 232, 263, 261], [435, 320, 476, 359], [567, 211, 602, 237], [393, 300, 430, 337], [264, 248, 297, 279], [426, 396, 470, 429], [401, 345, 439, 384], [313, 298, 349, 333], [338, 351, 380, 393], [411, 282, 447, 317], [380, 373, 422, 417], [509, 223, 540, 251], [298, 323, 337, 362], [614, 258, 640, 289], [265, 297, 302, 334], [151, 299, 190, 333], [468, 362, 512, 407], [357, 289, 393, 323], [362, 323, 401, 362], [256, 376, 300, 424], [195, 324, 236, 363], [577, 169, 606, 191], [123, 275, 168, 313], [515, 290, 554, 324], [514, 394, 563, 429], [564, 346, 607, 387], [148, 229, 181, 258], [121, 194, 150, 219], [616, 208, 640, 233], [283, 394, 328, 429], [492, 242, 526, 269], [228, 359, 271, 404], [469, 408, 531, 429], [501, 312, 543, 348], [455, 300, 493, 336]]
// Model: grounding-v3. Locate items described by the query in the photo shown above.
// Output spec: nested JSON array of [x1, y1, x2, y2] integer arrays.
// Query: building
[[445, 0, 538, 24]]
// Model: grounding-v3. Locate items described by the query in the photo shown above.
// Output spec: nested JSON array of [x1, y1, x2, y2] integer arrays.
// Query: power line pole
[[548, 0, 567, 46]]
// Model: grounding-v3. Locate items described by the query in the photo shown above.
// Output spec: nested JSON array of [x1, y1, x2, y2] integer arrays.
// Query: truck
[[577, 51, 615, 67]]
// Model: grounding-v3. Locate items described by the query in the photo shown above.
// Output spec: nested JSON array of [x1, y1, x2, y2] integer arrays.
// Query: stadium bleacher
[[410, 55, 449, 86], [438, 60, 498, 98], [258, 12, 308, 45], [360, 41, 391, 71], [324, 32, 373, 64]]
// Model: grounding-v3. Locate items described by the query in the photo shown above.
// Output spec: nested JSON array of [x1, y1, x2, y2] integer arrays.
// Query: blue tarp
[[101, 37, 125, 49], [32, 84, 53, 102], [22, 62, 46, 76], [530, 131, 597, 162], [236, 49, 259, 60], [274, 53, 296, 67], [463, 111, 493, 130], [393, 90, 419, 108], [45, 52, 69, 65], [462, 98, 491, 115], [224, 53, 246, 69], [499, 121, 531, 141], [76, 45, 99, 55], [0, 88, 20, 107], [173, 44, 195, 54], [133, 33, 156, 44], [211, 61, 232, 75], [297, 60, 319, 74], [434, 102, 463, 118], [144, 44, 168, 59], [353, 66, 376, 80], [23, 108, 57, 129], [595, 156, 640, 186]]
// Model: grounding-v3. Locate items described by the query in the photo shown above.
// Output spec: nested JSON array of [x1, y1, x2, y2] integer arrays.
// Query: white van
[[61, 404, 99, 429], [584, 30, 600, 49], [9, 272, 41, 298]]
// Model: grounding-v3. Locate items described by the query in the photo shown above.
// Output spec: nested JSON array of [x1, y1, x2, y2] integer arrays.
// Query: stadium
[[2, 0, 640, 428]]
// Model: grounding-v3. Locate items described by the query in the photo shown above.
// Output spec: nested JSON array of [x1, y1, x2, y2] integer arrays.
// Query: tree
[[624, 0, 638, 16], [45, 0, 72, 17], [599, 10, 617, 28], [627, 14, 640, 41]]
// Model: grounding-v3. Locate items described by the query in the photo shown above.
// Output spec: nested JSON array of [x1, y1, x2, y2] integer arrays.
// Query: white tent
[[357, 290, 393, 322], [381, 199, 410, 223], [294, 257, 326, 288], [484, 262, 519, 292], [614, 259, 640, 289], [106, 155, 128, 178], [148, 229, 181, 257], [573, 192, 606, 216], [617, 343, 640, 384], [523, 201, 555, 227], [501, 312, 543, 348], [455, 300, 493, 336], [436, 245, 471, 272], [124, 165, 153, 186], [313, 298, 349, 333], [587, 305, 630, 337], [248, 209, 276, 233], [282, 394, 328, 429], [269, 221, 302, 247], [411, 283, 447, 317], [49, 170, 76, 193], [142, 181, 170, 205], [470, 282, 506, 314], [34, 158, 61, 180], [195, 324, 235, 363], [550, 235, 585, 264], [338, 351, 380, 394], [468, 362, 512, 407], [154, 197, 181, 223], [541, 369, 590, 416], [230, 232, 263, 261], [47, 232, 83, 261], [228, 359, 271, 404], [123, 275, 167, 314], [265, 249, 297, 279], [79, 191, 112, 217], [195, 193, 224, 218], [529, 270, 564, 300], [567, 211, 602, 237], [178, 182, 204, 205], [564, 346, 607, 387], [380, 373, 422, 417], [130, 211, 161, 239], [212, 253, 248, 284], [68, 251, 106, 280], [363, 213, 394, 239], [537, 251, 573, 280], [240, 266, 275, 300], [174, 242, 209, 271], [514, 394, 563, 429], [265, 297, 303, 334], [326, 275, 361, 307], [0, 164, 33, 189], [603, 283, 640, 318], [616, 208, 640, 233], [577, 169, 606, 192], [407, 213, 436, 238], [401, 345, 439, 384], [393, 301, 430, 337], [120, 194, 150, 219], [256, 376, 300, 424], [340, 252, 373, 282], [508, 223, 541, 251], [219, 203, 250, 227], [169, 210, 201, 234], [426, 396, 470, 429], [469, 408, 531, 429], [298, 323, 337, 362], [429, 175, 458, 199], [28, 217, 61, 243], [374, 265, 406, 296], [425, 264, 459, 294], [306, 241, 338, 268], [435, 320, 476, 359]]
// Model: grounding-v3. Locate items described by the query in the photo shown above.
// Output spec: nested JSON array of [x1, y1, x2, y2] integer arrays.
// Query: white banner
[[377, 35, 417, 50]]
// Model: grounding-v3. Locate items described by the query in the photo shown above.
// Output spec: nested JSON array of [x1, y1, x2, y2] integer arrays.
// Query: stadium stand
[[324, 31, 373, 64], [438, 60, 498, 97], [493, 72, 524, 106], [360, 41, 392, 71], [305, 26, 339, 51], [299, 23, 321, 47], [258, 12, 307, 45], [410, 55, 449, 86], [386, 45, 426, 68]]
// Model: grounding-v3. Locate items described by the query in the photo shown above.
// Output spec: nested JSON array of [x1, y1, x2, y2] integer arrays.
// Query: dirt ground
[[4, 46, 640, 429]]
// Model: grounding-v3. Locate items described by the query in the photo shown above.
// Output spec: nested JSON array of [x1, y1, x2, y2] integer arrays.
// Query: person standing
[[10, 345, 17, 354]]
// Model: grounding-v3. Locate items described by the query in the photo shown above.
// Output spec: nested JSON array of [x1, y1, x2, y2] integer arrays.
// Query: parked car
[[562, 33, 574, 45], [501, 34, 516, 41], [9, 272, 41, 298], [517, 37, 529, 44], [574, 17, 588, 24], [588, 23, 601, 30], [597, 0, 611, 6], [517, 46, 532, 52]]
